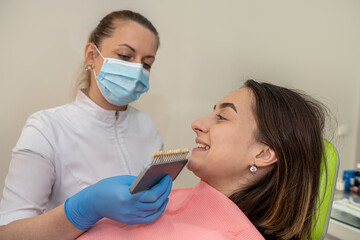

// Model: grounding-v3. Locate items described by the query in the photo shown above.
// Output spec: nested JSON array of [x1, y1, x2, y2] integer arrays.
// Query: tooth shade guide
[[151, 148, 189, 164], [129, 148, 189, 194]]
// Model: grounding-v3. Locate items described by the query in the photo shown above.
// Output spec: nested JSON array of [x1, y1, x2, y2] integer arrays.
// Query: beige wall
[[0, 0, 359, 198]]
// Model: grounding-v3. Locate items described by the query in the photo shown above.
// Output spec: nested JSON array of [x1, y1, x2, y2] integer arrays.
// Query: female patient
[[78, 79, 327, 240]]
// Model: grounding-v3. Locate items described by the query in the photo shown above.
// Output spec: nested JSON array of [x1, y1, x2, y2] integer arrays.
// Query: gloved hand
[[64, 175, 172, 231]]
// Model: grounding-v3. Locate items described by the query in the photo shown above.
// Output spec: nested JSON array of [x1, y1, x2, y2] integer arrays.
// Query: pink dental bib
[[77, 181, 264, 240]]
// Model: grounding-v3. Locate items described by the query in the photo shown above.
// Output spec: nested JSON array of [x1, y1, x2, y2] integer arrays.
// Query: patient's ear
[[254, 146, 277, 167]]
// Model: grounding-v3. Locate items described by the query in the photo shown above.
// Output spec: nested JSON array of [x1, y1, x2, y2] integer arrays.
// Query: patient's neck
[[204, 179, 246, 197], [204, 167, 272, 197]]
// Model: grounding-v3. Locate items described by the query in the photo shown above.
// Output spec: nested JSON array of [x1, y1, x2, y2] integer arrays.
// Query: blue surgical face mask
[[92, 45, 150, 106]]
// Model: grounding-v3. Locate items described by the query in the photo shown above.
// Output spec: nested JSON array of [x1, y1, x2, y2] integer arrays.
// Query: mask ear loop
[[92, 43, 104, 78], [92, 68, 97, 78], [93, 44, 105, 59]]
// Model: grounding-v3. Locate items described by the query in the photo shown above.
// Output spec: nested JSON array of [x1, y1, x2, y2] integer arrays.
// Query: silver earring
[[250, 164, 257, 173]]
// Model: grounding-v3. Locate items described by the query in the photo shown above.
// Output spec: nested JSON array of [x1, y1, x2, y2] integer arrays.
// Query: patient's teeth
[[196, 143, 210, 150]]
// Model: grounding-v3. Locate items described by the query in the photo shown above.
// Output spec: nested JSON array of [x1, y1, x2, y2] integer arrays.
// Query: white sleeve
[[0, 114, 56, 225]]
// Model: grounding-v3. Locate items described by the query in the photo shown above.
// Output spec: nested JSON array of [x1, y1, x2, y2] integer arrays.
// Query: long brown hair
[[75, 10, 160, 92], [229, 80, 327, 239]]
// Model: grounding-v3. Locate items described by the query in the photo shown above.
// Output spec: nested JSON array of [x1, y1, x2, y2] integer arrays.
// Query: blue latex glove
[[64, 175, 172, 231]]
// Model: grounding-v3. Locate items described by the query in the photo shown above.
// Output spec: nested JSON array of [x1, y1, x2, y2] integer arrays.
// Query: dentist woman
[[0, 10, 171, 239]]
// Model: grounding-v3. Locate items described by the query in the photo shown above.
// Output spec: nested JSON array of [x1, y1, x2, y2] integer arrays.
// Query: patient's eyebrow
[[213, 102, 237, 113]]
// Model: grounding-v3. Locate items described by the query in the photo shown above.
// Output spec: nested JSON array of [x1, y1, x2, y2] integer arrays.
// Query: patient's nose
[[191, 116, 210, 134]]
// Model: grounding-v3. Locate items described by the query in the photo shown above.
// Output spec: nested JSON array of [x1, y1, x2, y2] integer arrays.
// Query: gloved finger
[[138, 175, 172, 203], [115, 175, 137, 186], [134, 198, 169, 224], [135, 194, 171, 216], [137, 177, 172, 212]]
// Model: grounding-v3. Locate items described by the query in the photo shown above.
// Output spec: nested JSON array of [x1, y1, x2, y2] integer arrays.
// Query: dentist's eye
[[117, 54, 131, 61], [216, 114, 227, 120], [142, 62, 151, 70]]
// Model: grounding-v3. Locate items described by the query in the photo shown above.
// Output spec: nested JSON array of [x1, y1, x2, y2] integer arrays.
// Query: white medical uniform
[[0, 89, 162, 225]]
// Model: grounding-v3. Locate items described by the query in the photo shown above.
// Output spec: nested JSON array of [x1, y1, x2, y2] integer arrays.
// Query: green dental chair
[[311, 139, 340, 240]]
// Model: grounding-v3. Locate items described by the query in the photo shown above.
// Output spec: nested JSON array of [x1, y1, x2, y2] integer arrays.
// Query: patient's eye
[[216, 114, 227, 121]]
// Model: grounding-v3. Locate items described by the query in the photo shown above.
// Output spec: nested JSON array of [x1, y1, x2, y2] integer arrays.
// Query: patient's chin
[[186, 161, 204, 179], [186, 159, 198, 173], [185, 160, 194, 171]]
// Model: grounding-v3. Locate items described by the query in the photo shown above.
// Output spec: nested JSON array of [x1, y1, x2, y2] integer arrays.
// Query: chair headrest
[[311, 139, 339, 240]]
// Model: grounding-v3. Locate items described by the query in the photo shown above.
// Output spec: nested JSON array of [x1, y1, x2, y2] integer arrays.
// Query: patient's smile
[[196, 143, 210, 150]]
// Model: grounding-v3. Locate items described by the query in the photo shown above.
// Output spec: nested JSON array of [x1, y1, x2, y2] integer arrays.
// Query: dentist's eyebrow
[[213, 102, 237, 113], [118, 44, 136, 52], [117, 44, 155, 60]]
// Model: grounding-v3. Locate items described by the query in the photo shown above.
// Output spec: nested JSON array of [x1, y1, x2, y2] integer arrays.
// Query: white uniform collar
[[75, 89, 129, 124]]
